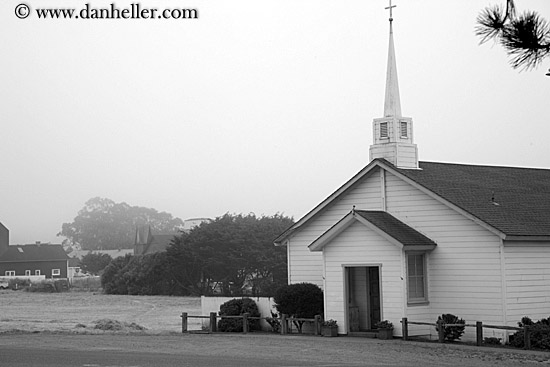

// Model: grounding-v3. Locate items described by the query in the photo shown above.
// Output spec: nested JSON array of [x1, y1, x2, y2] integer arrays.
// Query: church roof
[[354, 210, 437, 247], [275, 159, 550, 244], [396, 161, 550, 238], [309, 210, 436, 251], [0, 244, 69, 262]]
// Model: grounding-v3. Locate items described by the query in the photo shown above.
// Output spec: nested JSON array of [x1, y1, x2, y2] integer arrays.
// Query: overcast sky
[[1, 0, 549, 245]]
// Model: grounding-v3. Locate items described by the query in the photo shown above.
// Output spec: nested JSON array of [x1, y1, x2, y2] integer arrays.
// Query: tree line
[[100, 213, 293, 296]]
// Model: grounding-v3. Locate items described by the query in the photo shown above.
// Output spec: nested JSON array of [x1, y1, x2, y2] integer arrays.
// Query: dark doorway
[[346, 266, 381, 332]]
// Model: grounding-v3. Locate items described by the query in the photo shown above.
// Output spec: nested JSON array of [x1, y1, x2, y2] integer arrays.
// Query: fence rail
[[401, 318, 530, 349], [180, 312, 322, 335]]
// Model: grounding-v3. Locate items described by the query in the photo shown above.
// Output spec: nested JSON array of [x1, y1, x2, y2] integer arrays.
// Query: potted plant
[[375, 320, 394, 340], [321, 319, 338, 337]]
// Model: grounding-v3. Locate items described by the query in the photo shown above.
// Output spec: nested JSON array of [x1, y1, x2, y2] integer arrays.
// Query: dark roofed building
[[134, 226, 177, 255], [0, 222, 8, 257], [0, 242, 70, 279]]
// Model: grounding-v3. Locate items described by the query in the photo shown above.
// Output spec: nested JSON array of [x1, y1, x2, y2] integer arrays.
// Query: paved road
[[1, 332, 550, 367]]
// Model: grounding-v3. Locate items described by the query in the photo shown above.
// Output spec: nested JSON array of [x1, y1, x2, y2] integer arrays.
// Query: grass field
[[0, 290, 201, 334]]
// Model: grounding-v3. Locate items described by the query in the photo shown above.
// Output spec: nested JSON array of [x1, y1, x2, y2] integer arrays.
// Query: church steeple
[[384, 21, 402, 118], [369, 2, 419, 169]]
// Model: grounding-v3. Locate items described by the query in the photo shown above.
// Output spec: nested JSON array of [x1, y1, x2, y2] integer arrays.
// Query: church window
[[400, 121, 408, 138], [407, 253, 428, 304], [380, 122, 388, 138]]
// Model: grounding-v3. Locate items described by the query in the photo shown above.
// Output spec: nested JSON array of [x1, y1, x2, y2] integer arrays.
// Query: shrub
[[274, 282, 324, 333], [217, 298, 261, 332], [323, 319, 338, 327], [484, 337, 502, 345], [265, 311, 281, 333], [435, 314, 465, 342], [509, 316, 550, 350], [26, 280, 56, 293], [375, 320, 393, 329], [8, 278, 30, 290]]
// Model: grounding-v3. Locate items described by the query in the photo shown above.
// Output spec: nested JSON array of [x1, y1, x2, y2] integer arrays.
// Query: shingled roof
[[0, 244, 69, 262], [309, 209, 436, 251], [396, 161, 550, 237], [275, 159, 550, 244], [354, 210, 437, 247]]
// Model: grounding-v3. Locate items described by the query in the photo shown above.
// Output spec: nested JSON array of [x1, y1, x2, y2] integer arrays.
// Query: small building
[[275, 15, 550, 341], [0, 241, 70, 279], [134, 226, 178, 255], [0, 222, 8, 257]]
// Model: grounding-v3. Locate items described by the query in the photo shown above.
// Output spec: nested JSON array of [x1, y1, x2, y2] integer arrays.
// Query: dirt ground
[[0, 290, 201, 333], [2, 291, 550, 366]]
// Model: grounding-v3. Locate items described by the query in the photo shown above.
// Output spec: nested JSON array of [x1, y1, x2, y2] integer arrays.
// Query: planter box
[[321, 326, 338, 337], [377, 328, 393, 340]]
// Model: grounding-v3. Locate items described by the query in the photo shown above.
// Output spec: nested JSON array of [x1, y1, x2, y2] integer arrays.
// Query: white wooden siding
[[385, 171, 504, 340], [287, 168, 383, 287], [323, 221, 403, 335], [504, 242, 550, 324]]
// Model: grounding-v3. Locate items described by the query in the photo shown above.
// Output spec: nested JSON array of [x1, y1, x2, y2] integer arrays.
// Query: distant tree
[[101, 254, 133, 294], [58, 197, 184, 250], [476, 0, 550, 72], [100, 252, 180, 295], [165, 213, 293, 296], [79, 252, 112, 275]]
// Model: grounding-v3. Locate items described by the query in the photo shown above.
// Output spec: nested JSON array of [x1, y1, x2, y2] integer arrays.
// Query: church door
[[346, 266, 381, 332]]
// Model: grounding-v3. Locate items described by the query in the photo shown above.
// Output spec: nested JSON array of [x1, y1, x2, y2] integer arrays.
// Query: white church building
[[275, 12, 550, 340]]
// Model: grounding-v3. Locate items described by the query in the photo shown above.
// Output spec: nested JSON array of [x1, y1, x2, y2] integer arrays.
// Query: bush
[[274, 282, 324, 333], [435, 314, 465, 342], [26, 280, 56, 293], [509, 316, 550, 350], [8, 278, 30, 290], [484, 337, 502, 345], [217, 298, 261, 332], [265, 311, 281, 333]]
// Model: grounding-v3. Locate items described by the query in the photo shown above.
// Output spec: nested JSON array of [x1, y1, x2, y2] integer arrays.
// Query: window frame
[[35, 270, 41, 276], [52, 269, 61, 276], [25, 270, 31, 276], [406, 252, 429, 305], [400, 121, 408, 138], [380, 122, 388, 138], [5, 271, 15, 276]]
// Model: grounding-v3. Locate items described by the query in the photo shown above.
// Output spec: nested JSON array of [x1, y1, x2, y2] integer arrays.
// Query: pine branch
[[476, 1, 550, 70]]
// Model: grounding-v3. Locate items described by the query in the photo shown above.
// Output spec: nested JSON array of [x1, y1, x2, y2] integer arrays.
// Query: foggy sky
[[1, 0, 549, 245]]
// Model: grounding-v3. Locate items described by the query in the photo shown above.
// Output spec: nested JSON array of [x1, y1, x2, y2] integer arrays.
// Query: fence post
[[402, 318, 408, 341], [281, 314, 288, 335], [209, 312, 217, 333], [524, 325, 531, 350], [314, 315, 321, 336], [181, 312, 188, 333], [243, 313, 249, 334], [476, 321, 483, 346], [437, 319, 444, 343]]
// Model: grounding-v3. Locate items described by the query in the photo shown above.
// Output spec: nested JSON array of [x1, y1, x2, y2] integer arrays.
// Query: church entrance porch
[[345, 266, 381, 334]]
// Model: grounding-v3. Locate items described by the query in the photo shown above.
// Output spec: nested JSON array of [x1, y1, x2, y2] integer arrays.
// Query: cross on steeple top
[[385, 0, 396, 22]]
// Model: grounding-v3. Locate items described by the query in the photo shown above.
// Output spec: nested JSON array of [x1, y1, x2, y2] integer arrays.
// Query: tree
[[100, 252, 180, 296], [165, 213, 293, 296], [273, 283, 324, 333], [476, 0, 550, 72], [79, 252, 112, 275], [58, 197, 184, 250]]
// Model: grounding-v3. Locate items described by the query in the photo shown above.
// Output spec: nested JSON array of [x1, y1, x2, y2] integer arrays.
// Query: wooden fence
[[401, 317, 533, 349], [180, 312, 322, 335]]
